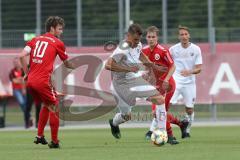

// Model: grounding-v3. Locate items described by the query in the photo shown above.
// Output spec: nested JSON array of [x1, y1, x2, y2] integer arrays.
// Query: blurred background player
[[105, 24, 168, 140], [9, 58, 32, 128], [169, 25, 202, 138], [142, 26, 188, 144], [19, 16, 75, 148], [26, 87, 41, 128]]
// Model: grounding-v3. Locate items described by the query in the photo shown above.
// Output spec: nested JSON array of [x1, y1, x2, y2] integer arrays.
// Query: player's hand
[[130, 66, 139, 73], [180, 69, 191, 77]]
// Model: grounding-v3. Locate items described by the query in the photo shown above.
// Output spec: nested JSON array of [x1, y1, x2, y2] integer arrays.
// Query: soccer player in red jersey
[[19, 16, 74, 149], [142, 26, 188, 144]]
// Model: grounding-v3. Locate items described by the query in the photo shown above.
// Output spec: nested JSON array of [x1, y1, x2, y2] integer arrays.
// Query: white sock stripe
[[155, 104, 167, 130], [113, 113, 126, 126], [186, 112, 194, 133], [150, 118, 158, 131]]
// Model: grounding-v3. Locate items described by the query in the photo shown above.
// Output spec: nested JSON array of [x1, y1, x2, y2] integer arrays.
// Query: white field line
[[1, 120, 240, 132]]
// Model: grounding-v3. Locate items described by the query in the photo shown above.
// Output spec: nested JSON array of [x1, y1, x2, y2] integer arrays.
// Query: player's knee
[[121, 113, 131, 121], [47, 105, 57, 112], [147, 95, 165, 105], [154, 95, 165, 105]]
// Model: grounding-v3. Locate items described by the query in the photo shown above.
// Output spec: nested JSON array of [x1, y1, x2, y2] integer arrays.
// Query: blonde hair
[[146, 26, 159, 35], [178, 25, 190, 32]]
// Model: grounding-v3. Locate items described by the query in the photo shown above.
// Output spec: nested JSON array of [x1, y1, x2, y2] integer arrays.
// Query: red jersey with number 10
[[26, 33, 68, 84]]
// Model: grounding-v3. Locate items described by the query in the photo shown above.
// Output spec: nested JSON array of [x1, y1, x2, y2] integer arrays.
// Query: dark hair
[[178, 25, 190, 32], [128, 23, 143, 36], [146, 26, 159, 35], [45, 16, 65, 32]]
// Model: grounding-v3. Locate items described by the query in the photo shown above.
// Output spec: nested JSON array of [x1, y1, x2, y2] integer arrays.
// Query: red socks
[[49, 111, 60, 144], [167, 113, 181, 127], [37, 106, 49, 137], [166, 120, 173, 137], [166, 113, 182, 137], [37, 106, 60, 143]]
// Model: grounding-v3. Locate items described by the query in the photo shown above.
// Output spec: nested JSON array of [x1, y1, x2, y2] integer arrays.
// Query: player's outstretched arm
[[63, 60, 75, 69], [19, 49, 30, 75], [164, 64, 176, 81], [139, 51, 168, 72], [180, 64, 202, 77], [139, 51, 152, 67], [162, 64, 175, 90], [105, 57, 138, 73], [192, 64, 202, 74]]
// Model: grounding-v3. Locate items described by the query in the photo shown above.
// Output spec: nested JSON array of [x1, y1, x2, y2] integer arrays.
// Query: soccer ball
[[151, 129, 168, 146]]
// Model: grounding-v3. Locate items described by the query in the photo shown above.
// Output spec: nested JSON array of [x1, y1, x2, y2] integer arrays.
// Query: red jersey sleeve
[[163, 49, 174, 67], [141, 47, 149, 56], [56, 41, 68, 61], [26, 38, 36, 49]]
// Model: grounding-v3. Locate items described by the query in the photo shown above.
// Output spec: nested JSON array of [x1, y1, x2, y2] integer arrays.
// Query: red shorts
[[27, 81, 58, 106], [152, 78, 175, 111]]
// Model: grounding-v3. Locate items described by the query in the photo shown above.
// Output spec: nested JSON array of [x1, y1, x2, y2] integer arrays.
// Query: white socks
[[113, 113, 126, 126], [149, 118, 158, 132], [155, 104, 167, 130], [186, 112, 194, 133]]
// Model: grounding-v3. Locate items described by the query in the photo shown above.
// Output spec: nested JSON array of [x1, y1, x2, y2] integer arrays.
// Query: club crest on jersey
[[190, 53, 194, 56], [154, 53, 160, 60]]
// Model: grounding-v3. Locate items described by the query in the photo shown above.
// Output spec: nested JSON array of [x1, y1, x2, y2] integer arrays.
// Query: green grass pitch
[[0, 126, 239, 160]]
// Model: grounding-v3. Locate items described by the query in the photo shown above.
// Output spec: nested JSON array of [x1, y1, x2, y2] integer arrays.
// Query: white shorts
[[170, 83, 196, 108], [113, 77, 159, 114]]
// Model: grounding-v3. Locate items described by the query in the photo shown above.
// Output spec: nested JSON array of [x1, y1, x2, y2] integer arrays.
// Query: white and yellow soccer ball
[[151, 129, 168, 146]]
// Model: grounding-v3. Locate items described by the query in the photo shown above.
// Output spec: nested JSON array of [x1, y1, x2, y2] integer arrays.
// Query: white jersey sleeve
[[195, 46, 202, 65], [110, 42, 129, 63], [169, 46, 174, 56], [111, 49, 125, 63]]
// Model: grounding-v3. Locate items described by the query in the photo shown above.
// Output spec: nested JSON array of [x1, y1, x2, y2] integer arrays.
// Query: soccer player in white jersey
[[169, 26, 202, 138], [105, 24, 168, 139]]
